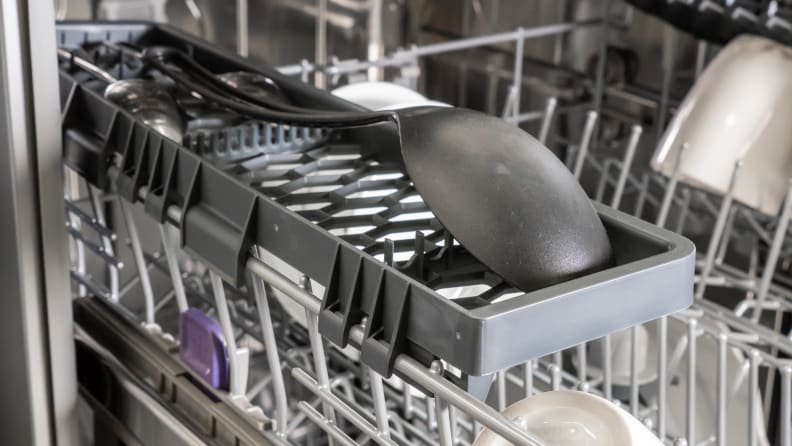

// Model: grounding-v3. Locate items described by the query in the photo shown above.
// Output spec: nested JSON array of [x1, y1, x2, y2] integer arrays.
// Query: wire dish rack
[[56, 8, 792, 446]]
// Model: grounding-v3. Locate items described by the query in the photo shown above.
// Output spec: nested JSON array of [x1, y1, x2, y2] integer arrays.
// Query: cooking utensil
[[216, 71, 289, 105], [128, 47, 615, 291], [104, 78, 184, 143], [652, 35, 792, 216], [397, 107, 612, 290]]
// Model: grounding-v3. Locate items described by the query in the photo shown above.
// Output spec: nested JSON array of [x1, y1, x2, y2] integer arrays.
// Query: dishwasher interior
[[53, 2, 792, 445]]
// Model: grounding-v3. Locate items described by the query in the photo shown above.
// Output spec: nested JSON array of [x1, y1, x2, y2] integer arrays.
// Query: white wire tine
[[118, 199, 156, 327], [249, 249, 289, 438], [435, 397, 454, 446], [496, 369, 507, 411], [696, 160, 743, 299], [524, 360, 534, 398], [611, 125, 642, 209], [781, 365, 791, 446], [537, 97, 558, 145], [674, 188, 692, 233], [657, 316, 668, 440], [730, 360, 751, 401], [301, 275, 337, 429], [158, 225, 188, 313], [209, 270, 249, 399], [500, 86, 518, 121], [432, 361, 454, 446], [403, 382, 414, 420], [236, 0, 248, 56], [572, 110, 598, 179], [510, 27, 525, 122], [630, 325, 639, 416], [426, 396, 437, 431], [687, 318, 697, 446], [716, 333, 727, 446], [603, 334, 613, 401], [656, 142, 689, 227], [368, 369, 391, 439], [633, 172, 651, 218], [88, 185, 119, 301], [448, 405, 458, 445], [577, 343, 587, 390], [748, 350, 760, 446], [594, 159, 615, 203], [714, 207, 737, 266], [315, 0, 327, 87], [366, 0, 383, 82], [751, 179, 792, 323], [550, 363, 562, 391]]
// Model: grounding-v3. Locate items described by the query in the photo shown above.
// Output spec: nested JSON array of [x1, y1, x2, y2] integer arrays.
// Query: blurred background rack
[[5, 1, 792, 445]]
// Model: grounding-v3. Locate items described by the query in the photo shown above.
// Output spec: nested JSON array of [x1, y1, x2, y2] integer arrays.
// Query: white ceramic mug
[[652, 35, 792, 216]]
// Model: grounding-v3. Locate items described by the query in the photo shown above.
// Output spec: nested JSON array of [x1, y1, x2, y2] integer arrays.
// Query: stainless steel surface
[[0, 0, 76, 444]]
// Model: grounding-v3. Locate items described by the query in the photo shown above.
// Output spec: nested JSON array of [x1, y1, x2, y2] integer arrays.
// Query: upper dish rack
[[58, 21, 694, 382]]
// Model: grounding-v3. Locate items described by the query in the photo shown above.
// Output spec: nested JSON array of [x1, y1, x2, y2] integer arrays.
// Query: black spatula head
[[394, 107, 612, 292]]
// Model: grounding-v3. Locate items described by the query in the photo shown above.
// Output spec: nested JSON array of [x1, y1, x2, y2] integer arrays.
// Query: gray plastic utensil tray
[[57, 21, 695, 379]]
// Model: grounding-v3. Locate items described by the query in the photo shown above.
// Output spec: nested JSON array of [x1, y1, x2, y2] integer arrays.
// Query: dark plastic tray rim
[[480, 203, 695, 319]]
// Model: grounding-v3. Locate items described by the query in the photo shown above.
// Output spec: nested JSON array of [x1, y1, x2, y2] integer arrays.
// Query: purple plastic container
[[179, 308, 230, 390]]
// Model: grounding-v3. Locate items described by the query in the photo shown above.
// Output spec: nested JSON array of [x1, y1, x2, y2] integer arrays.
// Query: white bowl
[[576, 323, 658, 386], [652, 35, 792, 215], [572, 317, 769, 446], [662, 318, 770, 446], [331, 81, 433, 110], [473, 390, 662, 446]]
